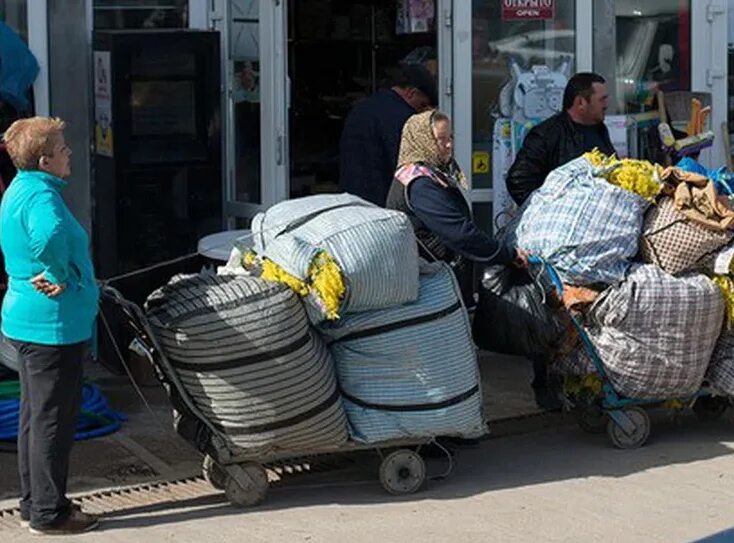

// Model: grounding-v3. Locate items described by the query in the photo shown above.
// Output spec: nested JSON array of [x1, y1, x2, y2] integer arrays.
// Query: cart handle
[[527, 255, 564, 296]]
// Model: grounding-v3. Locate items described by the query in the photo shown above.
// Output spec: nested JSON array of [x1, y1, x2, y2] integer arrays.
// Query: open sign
[[502, 0, 555, 21]]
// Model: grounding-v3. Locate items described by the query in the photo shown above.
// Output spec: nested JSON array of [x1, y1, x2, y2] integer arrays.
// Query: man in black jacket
[[505, 73, 616, 411], [339, 64, 437, 205], [506, 72, 616, 206]]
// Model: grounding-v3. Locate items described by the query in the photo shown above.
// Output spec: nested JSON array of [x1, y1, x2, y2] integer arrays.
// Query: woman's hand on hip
[[30, 272, 66, 297]]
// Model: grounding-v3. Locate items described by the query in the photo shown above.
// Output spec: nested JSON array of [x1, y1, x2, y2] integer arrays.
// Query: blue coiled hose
[[0, 380, 126, 441]]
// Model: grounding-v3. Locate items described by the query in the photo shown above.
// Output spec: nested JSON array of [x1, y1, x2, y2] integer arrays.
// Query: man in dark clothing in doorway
[[339, 63, 437, 205], [506, 72, 616, 206]]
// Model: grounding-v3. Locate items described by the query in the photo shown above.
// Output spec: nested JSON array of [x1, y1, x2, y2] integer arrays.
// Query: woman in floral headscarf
[[386, 109, 527, 304]]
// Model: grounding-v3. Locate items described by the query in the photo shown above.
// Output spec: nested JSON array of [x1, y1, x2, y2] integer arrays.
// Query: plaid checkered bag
[[705, 332, 734, 396], [640, 197, 734, 275], [584, 265, 724, 399], [506, 157, 650, 285]]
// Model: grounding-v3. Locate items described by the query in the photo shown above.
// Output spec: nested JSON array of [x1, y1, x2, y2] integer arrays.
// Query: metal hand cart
[[529, 256, 729, 449], [100, 285, 455, 507]]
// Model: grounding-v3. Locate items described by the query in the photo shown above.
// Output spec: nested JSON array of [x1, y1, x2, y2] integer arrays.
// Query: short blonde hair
[[3, 117, 66, 170]]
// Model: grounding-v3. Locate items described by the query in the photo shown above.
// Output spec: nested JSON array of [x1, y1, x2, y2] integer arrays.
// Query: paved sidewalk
[[4, 411, 734, 542], [0, 351, 544, 502]]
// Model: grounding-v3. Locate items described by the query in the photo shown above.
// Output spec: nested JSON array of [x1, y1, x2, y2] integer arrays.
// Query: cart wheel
[[224, 462, 269, 507], [379, 449, 426, 496], [202, 455, 227, 490], [607, 407, 650, 449], [693, 396, 730, 421], [576, 404, 607, 434]]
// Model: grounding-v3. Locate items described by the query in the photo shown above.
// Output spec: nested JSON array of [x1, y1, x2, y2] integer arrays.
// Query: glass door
[[286, 0, 443, 200], [454, 0, 578, 233], [210, 0, 288, 227]]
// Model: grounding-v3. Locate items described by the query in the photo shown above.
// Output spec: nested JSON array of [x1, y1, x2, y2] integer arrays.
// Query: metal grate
[[0, 454, 359, 530], [0, 477, 218, 530]]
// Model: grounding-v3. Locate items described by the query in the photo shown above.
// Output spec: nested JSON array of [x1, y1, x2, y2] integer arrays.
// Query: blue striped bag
[[319, 262, 485, 444], [507, 157, 650, 285], [252, 194, 420, 322]]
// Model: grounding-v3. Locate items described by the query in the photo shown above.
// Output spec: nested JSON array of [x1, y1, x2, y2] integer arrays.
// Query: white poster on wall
[[604, 115, 629, 158], [93, 51, 113, 157]]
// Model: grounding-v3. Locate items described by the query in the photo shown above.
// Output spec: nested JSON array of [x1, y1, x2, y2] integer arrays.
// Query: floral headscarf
[[396, 110, 467, 189]]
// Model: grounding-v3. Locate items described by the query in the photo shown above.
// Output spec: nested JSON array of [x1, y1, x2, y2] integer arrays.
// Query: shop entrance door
[[210, 0, 289, 227], [286, 0, 448, 201], [453, 0, 581, 233]]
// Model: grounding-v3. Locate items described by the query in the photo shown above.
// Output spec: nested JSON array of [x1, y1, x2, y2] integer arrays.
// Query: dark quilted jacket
[[506, 111, 616, 205]]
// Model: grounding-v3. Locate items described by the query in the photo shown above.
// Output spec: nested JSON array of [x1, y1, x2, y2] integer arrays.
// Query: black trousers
[[11, 340, 86, 528]]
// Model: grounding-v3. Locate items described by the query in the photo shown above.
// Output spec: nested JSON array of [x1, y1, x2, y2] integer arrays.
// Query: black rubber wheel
[[379, 449, 426, 496], [607, 407, 650, 449], [224, 462, 269, 507], [693, 396, 730, 421], [202, 455, 227, 490], [576, 404, 607, 434]]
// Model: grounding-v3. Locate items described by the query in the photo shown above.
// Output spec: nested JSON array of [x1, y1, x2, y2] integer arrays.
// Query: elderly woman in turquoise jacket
[[1, 117, 99, 535]]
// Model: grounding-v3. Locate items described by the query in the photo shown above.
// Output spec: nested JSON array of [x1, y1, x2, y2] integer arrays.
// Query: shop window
[[0, 0, 27, 42], [93, 0, 188, 30], [288, 0, 437, 197], [0, 0, 31, 139], [471, 0, 576, 190], [595, 0, 691, 116]]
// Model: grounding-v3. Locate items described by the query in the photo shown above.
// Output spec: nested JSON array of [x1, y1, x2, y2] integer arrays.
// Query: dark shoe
[[21, 502, 83, 529], [29, 508, 99, 535]]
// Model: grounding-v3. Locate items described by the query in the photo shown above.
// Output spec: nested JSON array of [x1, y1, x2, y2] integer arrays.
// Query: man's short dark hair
[[387, 63, 438, 107], [563, 72, 606, 110]]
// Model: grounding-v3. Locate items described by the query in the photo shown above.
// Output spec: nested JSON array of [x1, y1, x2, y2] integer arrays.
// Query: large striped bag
[[319, 262, 485, 444], [145, 273, 348, 456], [251, 193, 419, 322], [505, 157, 650, 285], [583, 265, 724, 399]]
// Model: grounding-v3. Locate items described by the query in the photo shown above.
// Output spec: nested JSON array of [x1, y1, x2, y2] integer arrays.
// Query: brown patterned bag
[[640, 197, 733, 275]]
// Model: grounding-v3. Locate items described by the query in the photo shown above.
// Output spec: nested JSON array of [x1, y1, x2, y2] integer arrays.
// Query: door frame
[[210, 0, 289, 227], [26, 1, 50, 116], [691, 0, 727, 168]]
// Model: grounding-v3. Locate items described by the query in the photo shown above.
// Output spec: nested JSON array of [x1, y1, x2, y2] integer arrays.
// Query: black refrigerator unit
[[92, 29, 222, 284], [92, 30, 221, 372]]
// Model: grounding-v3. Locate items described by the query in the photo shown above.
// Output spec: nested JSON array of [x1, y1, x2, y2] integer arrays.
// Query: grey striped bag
[[145, 273, 348, 456], [251, 194, 419, 322], [584, 265, 724, 399], [706, 332, 734, 396], [319, 262, 485, 444]]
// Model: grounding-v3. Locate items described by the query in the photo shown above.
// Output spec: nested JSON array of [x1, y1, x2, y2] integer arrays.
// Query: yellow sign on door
[[472, 151, 490, 174]]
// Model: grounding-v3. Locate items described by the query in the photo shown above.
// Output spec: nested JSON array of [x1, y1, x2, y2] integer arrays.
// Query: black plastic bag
[[472, 265, 569, 359]]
